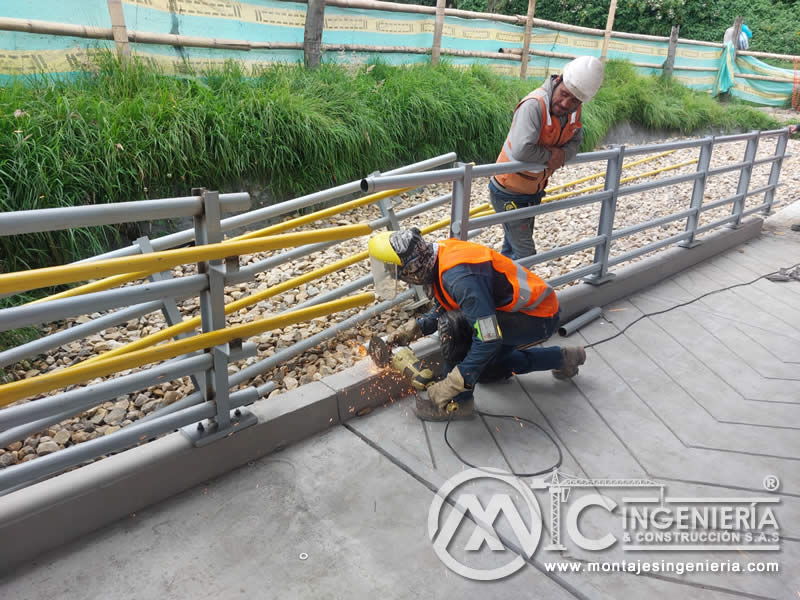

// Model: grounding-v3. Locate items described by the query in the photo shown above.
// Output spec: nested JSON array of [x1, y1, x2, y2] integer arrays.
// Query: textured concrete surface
[[2, 226, 799, 599]]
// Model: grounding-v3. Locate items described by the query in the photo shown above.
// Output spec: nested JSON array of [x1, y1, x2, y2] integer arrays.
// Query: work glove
[[546, 146, 565, 171], [427, 367, 468, 409], [387, 318, 422, 347]]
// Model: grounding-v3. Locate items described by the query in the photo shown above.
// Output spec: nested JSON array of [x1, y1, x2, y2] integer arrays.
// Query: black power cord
[[444, 261, 800, 477]]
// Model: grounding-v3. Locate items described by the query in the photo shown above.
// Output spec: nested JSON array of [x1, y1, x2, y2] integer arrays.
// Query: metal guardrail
[[0, 128, 792, 494]]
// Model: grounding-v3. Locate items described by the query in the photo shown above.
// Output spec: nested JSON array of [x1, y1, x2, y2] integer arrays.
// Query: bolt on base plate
[[181, 408, 258, 447]]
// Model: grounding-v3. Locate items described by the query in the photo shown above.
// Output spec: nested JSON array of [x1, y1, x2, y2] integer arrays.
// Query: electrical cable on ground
[[444, 261, 800, 477]]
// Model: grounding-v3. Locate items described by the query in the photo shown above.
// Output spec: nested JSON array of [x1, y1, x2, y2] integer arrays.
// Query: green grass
[[0, 53, 781, 277]]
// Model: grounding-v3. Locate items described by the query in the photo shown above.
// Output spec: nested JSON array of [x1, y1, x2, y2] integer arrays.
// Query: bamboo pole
[[739, 49, 800, 62], [323, 0, 525, 23], [601, 0, 618, 62], [500, 46, 719, 71], [431, 0, 446, 65], [736, 72, 794, 83], [519, 0, 536, 79], [106, 0, 130, 62]]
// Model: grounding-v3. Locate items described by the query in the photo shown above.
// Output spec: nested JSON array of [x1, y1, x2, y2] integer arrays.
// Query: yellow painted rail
[[0, 225, 372, 296], [0, 292, 374, 407]]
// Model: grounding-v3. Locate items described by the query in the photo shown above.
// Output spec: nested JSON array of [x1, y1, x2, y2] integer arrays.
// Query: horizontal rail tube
[[0, 301, 162, 369], [138, 384, 259, 424], [616, 171, 701, 197], [0, 402, 217, 495], [0, 225, 372, 296], [547, 263, 602, 287], [608, 231, 693, 267], [707, 161, 748, 177], [467, 190, 612, 230], [0, 341, 258, 446], [0, 293, 374, 405], [520, 236, 605, 267], [622, 138, 709, 156], [610, 209, 697, 241], [741, 203, 771, 217], [0, 194, 250, 236], [700, 194, 741, 212], [0, 275, 207, 331], [0, 353, 213, 441], [695, 214, 740, 235], [75, 153, 457, 264], [745, 184, 776, 198], [361, 167, 465, 193]]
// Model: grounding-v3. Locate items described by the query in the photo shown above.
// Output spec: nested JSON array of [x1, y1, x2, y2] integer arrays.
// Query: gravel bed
[[2, 131, 799, 467]]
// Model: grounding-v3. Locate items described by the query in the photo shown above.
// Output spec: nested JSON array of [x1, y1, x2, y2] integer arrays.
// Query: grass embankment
[[0, 55, 783, 354]]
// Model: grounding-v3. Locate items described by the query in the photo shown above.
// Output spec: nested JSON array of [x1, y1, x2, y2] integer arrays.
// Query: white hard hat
[[562, 56, 604, 103]]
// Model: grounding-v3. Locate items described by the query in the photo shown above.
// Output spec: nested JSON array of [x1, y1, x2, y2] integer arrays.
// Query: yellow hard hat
[[368, 231, 401, 265]]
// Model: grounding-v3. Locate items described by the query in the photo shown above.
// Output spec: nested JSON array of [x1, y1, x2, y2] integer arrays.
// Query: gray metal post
[[730, 132, 759, 228], [137, 236, 205, 397], [449, 163, 472, 240], [585, 146, 624, 285], [763, 129, 789, 213], [679, 137, 713, 248], [193, 188, 232, 431]]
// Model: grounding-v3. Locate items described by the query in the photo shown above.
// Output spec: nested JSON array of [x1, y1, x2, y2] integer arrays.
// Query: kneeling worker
[[369, 228, 586, 421]]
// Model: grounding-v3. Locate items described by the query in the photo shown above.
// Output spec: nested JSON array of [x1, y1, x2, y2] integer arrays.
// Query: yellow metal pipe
[[26, 189, 409, 306], [232, 188, 413, 242], [543, 159, 697, 203], [545, 150, 677, 193], [84, 202, 495, 367], [80, 249, 373, 366], [0, 225, 372, 296], [0, 292, 375, 407]]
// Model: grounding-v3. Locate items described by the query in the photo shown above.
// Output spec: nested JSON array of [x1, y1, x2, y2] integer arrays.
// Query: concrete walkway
[[2, 227, 799, 599]]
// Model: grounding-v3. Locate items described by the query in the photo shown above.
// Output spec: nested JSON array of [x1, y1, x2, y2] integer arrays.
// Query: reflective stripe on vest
[[433, 239, 558, 318], [494, 87, 582, 195]]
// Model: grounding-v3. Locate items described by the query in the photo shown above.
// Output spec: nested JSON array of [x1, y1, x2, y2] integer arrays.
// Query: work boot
[[551, 346, 586, 380], [413, 392, 474, 422]]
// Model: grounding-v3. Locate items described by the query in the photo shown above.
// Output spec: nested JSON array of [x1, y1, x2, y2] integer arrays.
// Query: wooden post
[[106, 0, 130, 62], [662, 24, 679, 79], [431, 0, 446, 65], [731, 16, 743, 60], [519, 0, 536, 79], [600, 0, 618, 62], [304, 0, 326, 69]]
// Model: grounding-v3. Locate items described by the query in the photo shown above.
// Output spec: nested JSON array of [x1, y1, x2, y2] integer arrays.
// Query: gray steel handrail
[[0, 127, 793, 495]]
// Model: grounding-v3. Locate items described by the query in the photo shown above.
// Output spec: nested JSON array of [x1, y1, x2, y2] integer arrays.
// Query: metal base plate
[[181, 408, 258, 447], [583, 273, 617, 286]]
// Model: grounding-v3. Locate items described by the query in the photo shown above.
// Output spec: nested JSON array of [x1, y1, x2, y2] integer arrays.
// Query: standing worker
[[369, 228, 586, 421], [490, 55, 605, 260]]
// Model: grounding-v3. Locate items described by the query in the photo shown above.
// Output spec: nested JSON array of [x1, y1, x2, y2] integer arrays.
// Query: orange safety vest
[[433, 239, 559, 318], [494, 87, 582, 195]]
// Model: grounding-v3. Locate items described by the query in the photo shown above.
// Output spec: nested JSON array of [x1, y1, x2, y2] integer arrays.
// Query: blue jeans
[[446, 310, 563, 404], [488, 178, 545, 260]]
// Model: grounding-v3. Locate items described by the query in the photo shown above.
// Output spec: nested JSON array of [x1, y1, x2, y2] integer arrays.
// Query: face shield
[[370, 254, 399, 300]]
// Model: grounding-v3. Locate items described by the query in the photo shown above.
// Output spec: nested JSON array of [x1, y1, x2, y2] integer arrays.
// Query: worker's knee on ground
[[438, 310, 472, 365]]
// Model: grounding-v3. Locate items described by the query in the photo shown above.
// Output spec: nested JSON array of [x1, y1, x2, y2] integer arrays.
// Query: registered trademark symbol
[[763, 475, 780, 492]]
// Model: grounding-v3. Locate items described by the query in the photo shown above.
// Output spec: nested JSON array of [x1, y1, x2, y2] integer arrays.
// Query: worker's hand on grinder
[[427, 367, 468, 409], [546, 146, 566, 171], [386, 318, 422, 347]]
